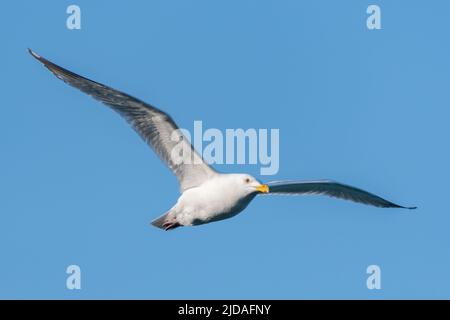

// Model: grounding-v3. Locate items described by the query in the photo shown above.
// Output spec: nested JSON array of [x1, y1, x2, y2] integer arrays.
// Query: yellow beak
[[255, 184, 269, 193]]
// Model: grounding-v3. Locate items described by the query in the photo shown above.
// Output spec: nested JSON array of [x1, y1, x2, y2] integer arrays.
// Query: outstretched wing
[[29, 49, 216, 192], [265, 180, 416, 209]]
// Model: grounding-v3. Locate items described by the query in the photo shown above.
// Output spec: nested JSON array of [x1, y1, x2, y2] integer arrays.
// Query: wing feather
[[265, 180, 416, 209], [29, 49, 216, 192]]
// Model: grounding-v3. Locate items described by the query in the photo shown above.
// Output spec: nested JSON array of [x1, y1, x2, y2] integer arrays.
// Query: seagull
[[29, 49, 416, 231]]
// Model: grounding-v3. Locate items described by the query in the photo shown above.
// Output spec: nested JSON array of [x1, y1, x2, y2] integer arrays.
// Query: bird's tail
[[151, 212, 170, 229], [151, 211, 181, 230]]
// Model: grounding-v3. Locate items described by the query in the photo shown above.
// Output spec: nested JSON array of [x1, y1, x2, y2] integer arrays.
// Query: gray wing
[[29, 49, 216, 192], [265, 180, 416, 209]]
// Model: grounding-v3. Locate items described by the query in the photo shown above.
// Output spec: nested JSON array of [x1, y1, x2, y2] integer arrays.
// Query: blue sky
[[1, 0, 449, 299]]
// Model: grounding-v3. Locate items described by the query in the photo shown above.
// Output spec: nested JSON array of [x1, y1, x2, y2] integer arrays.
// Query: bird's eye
[[245, 178, 250, 183]]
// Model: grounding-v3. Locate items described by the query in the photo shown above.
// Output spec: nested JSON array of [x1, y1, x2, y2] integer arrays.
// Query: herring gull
[[29, 49, 416, 231]]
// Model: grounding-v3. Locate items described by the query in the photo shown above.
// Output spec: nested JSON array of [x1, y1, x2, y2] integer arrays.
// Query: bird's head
[[232, 174, 269, 196]]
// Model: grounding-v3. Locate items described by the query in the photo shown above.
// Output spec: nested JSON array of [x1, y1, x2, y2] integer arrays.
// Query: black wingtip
[[388, 203, 417, 210], [28, 48, 41, 59], [397, 205, 417, 210]]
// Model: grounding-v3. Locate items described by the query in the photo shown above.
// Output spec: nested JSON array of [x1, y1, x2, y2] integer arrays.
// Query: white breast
[[173, 175, 252, 226]]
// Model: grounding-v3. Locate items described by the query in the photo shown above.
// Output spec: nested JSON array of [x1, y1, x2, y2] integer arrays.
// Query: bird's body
[[29, 49, 416, 231], [155, 174, 259, 229]]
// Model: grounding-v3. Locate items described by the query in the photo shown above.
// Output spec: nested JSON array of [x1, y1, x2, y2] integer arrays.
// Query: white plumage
[[29, 49, 415, 231]]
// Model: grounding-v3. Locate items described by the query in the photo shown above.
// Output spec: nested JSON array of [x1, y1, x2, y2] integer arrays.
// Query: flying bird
[[29, 49, 416, 231]]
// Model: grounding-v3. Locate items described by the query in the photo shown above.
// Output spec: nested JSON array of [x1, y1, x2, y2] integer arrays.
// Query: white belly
[[172, 179, 254, 226]]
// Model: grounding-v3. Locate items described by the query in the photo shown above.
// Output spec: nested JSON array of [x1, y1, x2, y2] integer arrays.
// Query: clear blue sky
[[1, 0, 449, 299]]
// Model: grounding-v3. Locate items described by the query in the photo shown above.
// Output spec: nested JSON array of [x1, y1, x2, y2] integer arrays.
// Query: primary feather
[[28, 49, 216, 192], [265, 180, 416, 209]]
